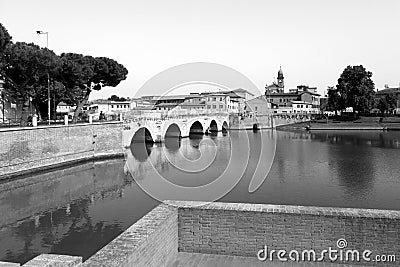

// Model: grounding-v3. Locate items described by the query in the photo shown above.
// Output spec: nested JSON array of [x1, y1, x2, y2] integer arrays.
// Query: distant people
[[99, 111, 106, 121]]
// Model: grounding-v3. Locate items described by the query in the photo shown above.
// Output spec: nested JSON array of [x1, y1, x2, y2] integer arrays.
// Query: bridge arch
[[253, 123, 259, 132], [189, 120, 204, 136], [131, 127, 154, 144], [209, 120, 218, 133], [164, 123, 181, 139], [222, 121, 228, 133]]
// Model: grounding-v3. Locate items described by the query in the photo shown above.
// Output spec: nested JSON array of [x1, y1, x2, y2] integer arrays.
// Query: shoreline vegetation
[[277, 116, 400, 132]]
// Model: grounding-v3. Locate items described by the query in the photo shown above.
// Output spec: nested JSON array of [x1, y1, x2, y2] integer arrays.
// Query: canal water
[[1, 130, 400, 263]]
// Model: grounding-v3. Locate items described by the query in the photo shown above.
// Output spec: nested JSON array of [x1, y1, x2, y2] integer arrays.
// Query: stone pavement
[[166, 252, 360, 267]]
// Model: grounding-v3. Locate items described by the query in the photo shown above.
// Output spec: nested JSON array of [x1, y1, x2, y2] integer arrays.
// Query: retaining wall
[[0, 122, 123, 179], [83, 204, 178, 267], [2, 202, 399, 266], [176, 201, 400, 265], [229, 114, 311, 129]]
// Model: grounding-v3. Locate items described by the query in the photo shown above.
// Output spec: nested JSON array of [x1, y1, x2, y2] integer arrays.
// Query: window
[[213, 105, 216, 109], [220, 97, 223, 101], [111, 105, 114, 108], [255, 106, 258, 111], [280, 99, 282, 102], [219, 105, 223, 109], [207, 105, 211, 109]]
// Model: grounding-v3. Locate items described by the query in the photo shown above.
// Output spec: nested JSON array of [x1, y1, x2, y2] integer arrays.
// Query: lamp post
[[36, 30, 50, 125], [1, 90, 4, 124]]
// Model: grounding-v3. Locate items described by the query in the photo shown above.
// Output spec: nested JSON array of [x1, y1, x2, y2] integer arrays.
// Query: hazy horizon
[[2, 0, 399, 100]]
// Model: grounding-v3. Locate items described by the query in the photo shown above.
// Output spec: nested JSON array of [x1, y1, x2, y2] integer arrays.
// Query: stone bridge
[[122, 111, 230, 147], [121, 110, 312, 147]]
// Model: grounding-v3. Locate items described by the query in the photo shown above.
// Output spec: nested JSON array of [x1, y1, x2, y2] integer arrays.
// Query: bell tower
[[277, 66, 284, 89]]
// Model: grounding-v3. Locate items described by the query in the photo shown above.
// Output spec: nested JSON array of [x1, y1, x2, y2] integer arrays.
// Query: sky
[[1, 0, 400, 99]]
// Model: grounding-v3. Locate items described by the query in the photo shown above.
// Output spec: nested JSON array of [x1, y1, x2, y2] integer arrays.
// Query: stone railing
[[122, 110, 229, 123]]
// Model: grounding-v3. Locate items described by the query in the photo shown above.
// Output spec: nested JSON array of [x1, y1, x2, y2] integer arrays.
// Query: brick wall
[[0, 122, 123, 179], [25, 201, 396, 266], [175, 201, 400, 266], [83, 204, 178, 267]]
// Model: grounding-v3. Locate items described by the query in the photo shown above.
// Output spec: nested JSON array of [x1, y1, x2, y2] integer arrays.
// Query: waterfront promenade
[[277, 117, 400, 131]]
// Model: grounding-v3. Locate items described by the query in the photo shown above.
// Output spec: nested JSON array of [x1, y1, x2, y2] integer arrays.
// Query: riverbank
[[0, 151, 124, 183], [277, 118, 400, 131], [0, 122, 124, 181]]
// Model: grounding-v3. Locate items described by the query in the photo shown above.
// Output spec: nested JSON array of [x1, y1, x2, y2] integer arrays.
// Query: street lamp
[[36, 30, 50, 125]]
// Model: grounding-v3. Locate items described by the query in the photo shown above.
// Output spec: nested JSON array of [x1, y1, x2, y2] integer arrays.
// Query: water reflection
[[0, 160, 158, 264], [130, 142, 152, 162], [164, 137, 181, 152], [309, 131, 400, 149]]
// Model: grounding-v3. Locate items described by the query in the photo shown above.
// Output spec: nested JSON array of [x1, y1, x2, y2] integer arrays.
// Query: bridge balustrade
[[122, 110, 229, 124]]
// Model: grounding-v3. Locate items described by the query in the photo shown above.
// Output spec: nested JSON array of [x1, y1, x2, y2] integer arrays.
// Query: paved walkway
[[167, 252, 360, 267]]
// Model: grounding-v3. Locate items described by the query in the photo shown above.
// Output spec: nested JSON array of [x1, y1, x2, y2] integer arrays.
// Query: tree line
[[325, 65, 397, 115], [0, 23, 128, 125]]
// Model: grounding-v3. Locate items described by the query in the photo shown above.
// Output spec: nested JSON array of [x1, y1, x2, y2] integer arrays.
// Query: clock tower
[[277, 66, 284, 89]]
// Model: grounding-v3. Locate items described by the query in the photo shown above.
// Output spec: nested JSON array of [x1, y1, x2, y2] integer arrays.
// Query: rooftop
[[232, 88, 255, 96], [247, 95, 269, 102], [376, 87, 400, 95]]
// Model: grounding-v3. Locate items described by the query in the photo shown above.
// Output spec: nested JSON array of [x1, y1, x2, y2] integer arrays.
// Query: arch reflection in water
[[164, 137, 181, 152], [130, 142, 153, 162], [189, 134, 203, 149]]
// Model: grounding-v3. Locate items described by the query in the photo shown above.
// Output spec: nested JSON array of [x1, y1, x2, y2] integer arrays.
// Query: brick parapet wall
[[2, 201, 398, 266], [172, 201, 400, 266], [0, 122, 123, 179], [83, 204, 178, 267]]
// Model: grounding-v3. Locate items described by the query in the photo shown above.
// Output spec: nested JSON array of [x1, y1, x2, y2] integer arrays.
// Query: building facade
[[203, 93, 238, 113], [374, 86, 400, 114], [245, 95, 271, 114], [264, 68, 320, 114]]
